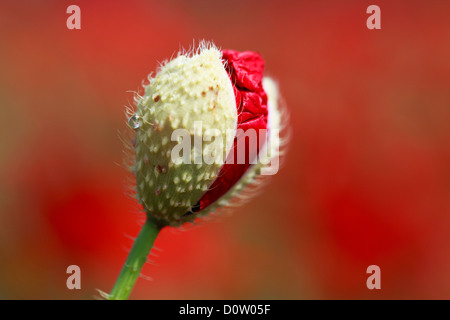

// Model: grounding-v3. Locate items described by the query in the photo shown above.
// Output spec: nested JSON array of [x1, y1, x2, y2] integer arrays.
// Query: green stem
[[108, 218, 161, 300]]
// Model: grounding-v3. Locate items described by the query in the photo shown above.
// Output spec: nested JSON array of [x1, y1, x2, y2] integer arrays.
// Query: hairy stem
[[108, 218, 161, 300]]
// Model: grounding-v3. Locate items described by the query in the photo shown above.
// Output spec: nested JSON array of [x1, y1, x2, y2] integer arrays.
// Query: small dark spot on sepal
[[182, 202, 201, 217]]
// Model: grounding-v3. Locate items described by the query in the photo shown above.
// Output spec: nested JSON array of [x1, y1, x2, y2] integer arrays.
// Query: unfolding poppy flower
[[128, 42, 285, 227], [108, 42, 286, 300]]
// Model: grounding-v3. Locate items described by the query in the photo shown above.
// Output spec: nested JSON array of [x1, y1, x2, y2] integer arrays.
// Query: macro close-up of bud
[[108, 42, 285, 299], [3, 0, 450, 303], [127, 43, 284, 227]]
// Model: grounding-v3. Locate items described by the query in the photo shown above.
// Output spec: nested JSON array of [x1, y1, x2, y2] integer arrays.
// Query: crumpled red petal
[[188, 50, 269, 214]]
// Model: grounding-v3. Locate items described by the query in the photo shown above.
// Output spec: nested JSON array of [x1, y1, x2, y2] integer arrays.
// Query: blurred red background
[[0, 0, 449, 299]]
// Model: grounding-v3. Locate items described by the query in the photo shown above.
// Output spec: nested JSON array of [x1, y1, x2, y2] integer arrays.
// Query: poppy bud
[[129, 43, 283, 227]]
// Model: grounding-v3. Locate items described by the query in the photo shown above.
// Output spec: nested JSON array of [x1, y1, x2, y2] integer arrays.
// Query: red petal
[[189, 50, 269, 214]]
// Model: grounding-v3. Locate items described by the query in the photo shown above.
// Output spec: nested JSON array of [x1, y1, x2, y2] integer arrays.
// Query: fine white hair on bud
[[125, 42, 286, 227]]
